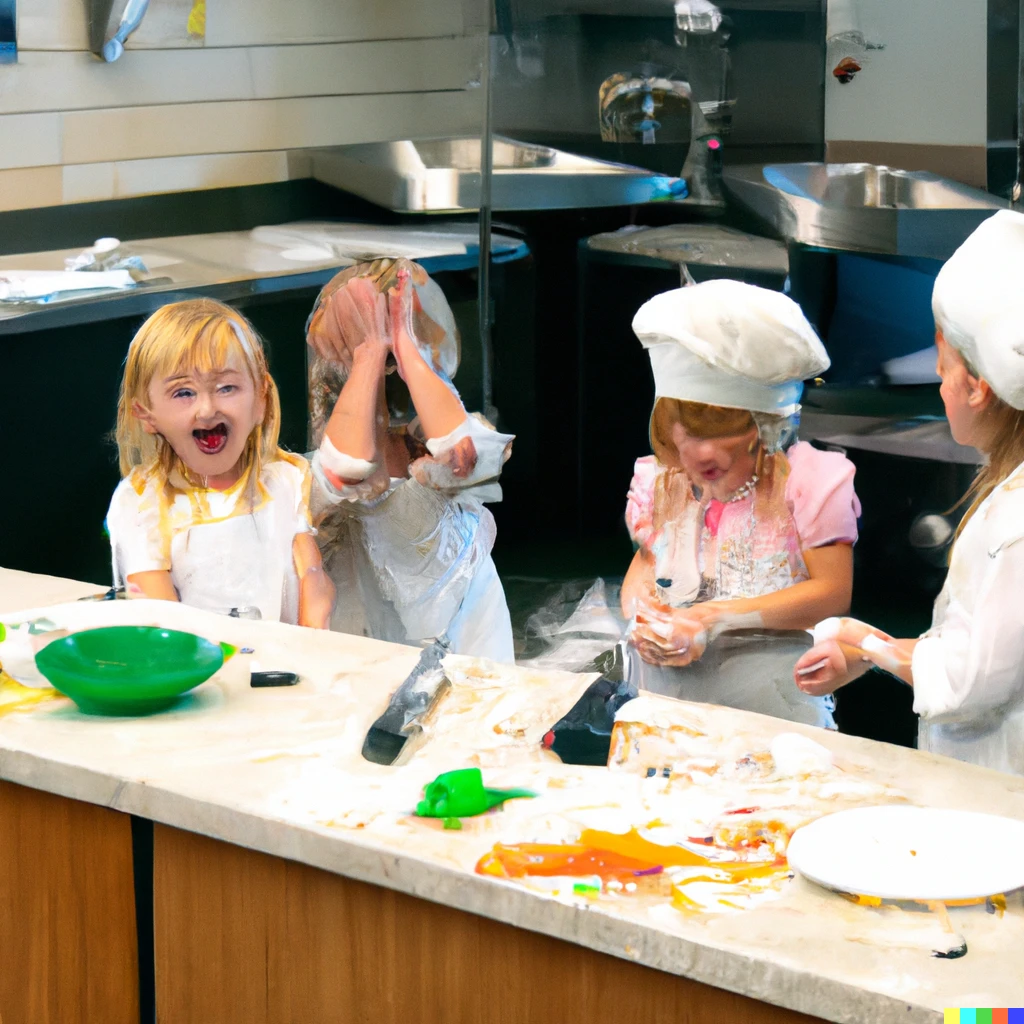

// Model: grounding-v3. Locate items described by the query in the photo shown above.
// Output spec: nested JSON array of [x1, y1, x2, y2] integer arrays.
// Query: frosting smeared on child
[[622, 281, 861, 728]]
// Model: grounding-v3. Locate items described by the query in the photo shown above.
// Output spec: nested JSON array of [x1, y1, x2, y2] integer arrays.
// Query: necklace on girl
[[726, 474, 759, 503]]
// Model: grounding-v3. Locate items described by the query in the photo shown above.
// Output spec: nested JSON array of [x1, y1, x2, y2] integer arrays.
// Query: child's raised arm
[[387, 269, 484, 486], [388, 271, 469, 442], [317, 278, 390, 489]]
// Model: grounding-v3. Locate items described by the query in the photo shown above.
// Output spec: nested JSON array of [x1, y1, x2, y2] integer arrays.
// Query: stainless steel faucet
[[595, 1, 731, 207], [674, 0, 731, 207], [598, 71, 694, 148], [680, 102, 725, 207]]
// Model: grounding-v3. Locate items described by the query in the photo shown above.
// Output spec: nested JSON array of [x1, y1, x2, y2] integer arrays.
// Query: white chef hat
[[632, 279, 830, 414], [932, 210, 1024, 411]]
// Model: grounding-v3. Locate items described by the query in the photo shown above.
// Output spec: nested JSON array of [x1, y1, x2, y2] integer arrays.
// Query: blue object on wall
[[0, 0, 15, 64], [825, 253, 942, 383]]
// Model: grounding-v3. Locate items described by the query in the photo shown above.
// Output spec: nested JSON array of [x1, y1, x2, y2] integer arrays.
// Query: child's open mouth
[[193, 423, 228, 455]]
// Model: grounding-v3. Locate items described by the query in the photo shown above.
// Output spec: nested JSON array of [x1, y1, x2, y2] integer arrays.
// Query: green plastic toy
[[34, 625, 235, 716], [414, 768, 536, 820]]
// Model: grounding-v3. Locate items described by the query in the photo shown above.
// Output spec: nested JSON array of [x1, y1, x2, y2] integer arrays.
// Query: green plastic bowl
[[34, 626, 230, 716]]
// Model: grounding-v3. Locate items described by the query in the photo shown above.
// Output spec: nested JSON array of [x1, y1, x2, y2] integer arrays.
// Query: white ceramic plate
[[787, 805, 1024, 901]]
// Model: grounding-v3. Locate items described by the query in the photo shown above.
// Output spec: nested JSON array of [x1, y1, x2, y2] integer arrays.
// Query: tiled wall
[[0, 0, 486, 212]]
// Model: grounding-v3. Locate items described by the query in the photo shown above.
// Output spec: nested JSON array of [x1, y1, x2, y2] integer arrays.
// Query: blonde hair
[[955, 394, 1024, 541], [115, 299, 282, 492]]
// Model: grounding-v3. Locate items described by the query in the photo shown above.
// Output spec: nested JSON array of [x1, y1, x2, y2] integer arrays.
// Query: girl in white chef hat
[[622, 279, 861, 727], [795, 210, 1024, 774]]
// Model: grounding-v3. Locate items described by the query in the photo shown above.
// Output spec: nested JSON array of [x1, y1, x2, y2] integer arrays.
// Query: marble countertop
[[0, 567, 105, 613], [1, 574, 1022, 1024]]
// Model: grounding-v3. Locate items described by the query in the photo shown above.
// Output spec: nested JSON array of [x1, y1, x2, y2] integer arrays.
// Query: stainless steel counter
[[584, 223, 789, 275], [801, 411, 981, 466], [0, 222, 529, 335], [725, 163, 1006, 259], [308, 138, 687, 213]]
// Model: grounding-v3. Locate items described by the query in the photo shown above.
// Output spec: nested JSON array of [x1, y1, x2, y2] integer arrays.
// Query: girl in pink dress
[[621, 281, 861, 727]]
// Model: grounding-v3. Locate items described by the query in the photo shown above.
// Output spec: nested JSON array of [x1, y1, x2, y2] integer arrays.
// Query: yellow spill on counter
[[477, 826, 792, 914], [0, 669, 65, 716]]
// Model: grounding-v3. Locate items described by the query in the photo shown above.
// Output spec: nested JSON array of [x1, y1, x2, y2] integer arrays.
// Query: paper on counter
[[251, 225, 471, 262], [0, 269, 136, 301]]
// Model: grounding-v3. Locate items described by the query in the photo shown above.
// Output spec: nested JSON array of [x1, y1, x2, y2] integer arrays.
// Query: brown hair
[[649, 398, 755, 467], [648, 397, 795, 517]]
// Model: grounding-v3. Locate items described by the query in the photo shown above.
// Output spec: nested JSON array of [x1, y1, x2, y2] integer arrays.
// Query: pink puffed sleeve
[[625, 456, 661, 547], [785, 441, 861, 548]]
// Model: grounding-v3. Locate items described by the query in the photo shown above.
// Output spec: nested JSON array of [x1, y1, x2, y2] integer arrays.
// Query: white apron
[[631, 632, 832, 728], [636, 477, 834, 729], [108, 459, 312, 626], [313, 464, 515, 662], [444, 555, 515, 662], [169, 508, 298, 623]]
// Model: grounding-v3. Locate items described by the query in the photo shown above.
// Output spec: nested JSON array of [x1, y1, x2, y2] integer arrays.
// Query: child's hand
[[811, 616, 889, 649], [793, 640, 850, 695], [311, 277, 390, 372], [408, 436, 478, 488], [387, 267, 424, 381], [807, 616, 914, 681], [383, 266, 469, 444], [630, 600, 708, 666]]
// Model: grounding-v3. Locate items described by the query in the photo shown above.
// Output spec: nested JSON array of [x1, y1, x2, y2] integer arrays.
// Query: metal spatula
[[361, 635, 452, 766]]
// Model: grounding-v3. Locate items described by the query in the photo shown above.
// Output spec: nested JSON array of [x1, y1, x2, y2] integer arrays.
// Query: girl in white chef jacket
[[795, 210, 1024, 776], [108, 299, 335, 628], [305, 259, 516, 662]]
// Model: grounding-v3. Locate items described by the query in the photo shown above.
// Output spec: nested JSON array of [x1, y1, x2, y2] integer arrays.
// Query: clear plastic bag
[[515, 577, 834, 728], [517, 579, 627, 673]]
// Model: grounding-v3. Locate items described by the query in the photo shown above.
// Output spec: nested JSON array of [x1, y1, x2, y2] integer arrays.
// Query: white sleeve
[[307, 451, 391, 514], [317, 436, 377, 482], [422, 414, 514, 490], [106, 478, 169, 585], [912, 535, 1024, 723]]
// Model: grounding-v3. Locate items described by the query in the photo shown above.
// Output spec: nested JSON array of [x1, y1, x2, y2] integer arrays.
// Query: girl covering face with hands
[[306, 258, 515, 661]]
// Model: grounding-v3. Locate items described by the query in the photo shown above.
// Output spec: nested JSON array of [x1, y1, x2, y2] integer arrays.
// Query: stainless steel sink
[[309, 137, 687, 213], [724, 163, 1007, 259], [414, 138, 556, 171]]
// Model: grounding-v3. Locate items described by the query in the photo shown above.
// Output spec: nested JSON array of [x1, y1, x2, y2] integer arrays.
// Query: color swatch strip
[[945, 1011, 1024, 1023]]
